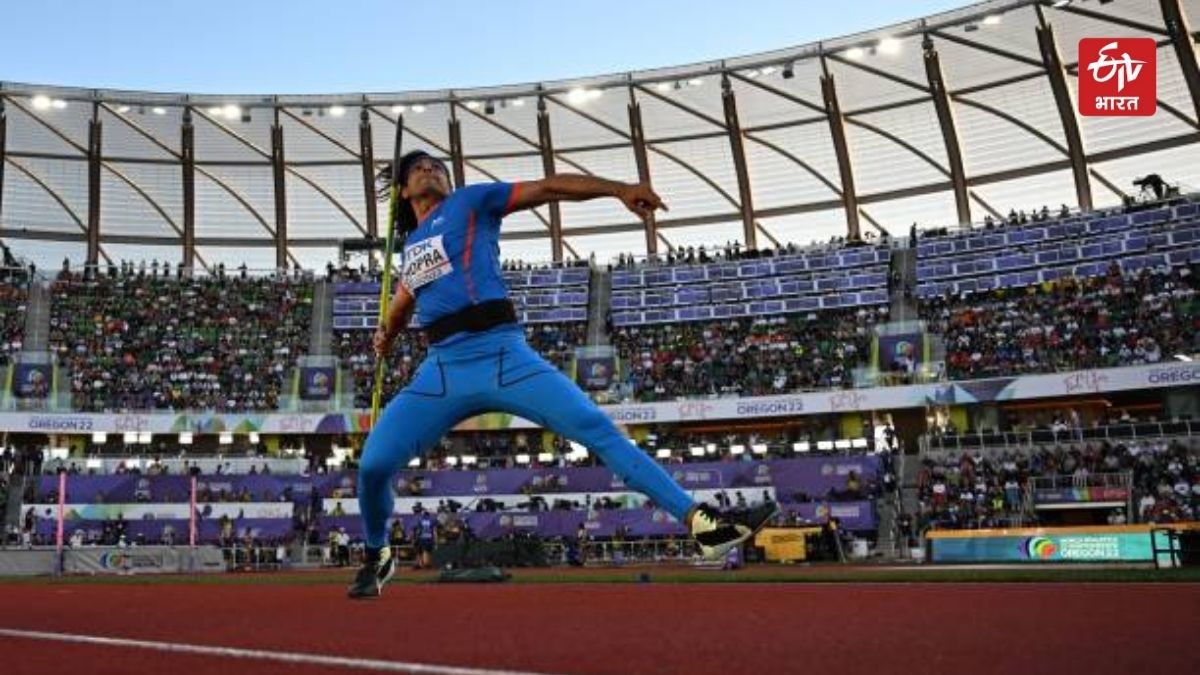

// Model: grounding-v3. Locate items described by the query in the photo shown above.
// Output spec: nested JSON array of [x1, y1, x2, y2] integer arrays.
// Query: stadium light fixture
[[91, 432, 107, 444], [461, 455, 478, 466], [445, 456, 460, 467], [752, 444, 768, 455], [219, 433, 233, 445], [510, 98, 525, 107], [515, 453, 531, 465], [329, 105, 346, 117], [31, 95, 52, 110], [761, 66, 776, 76], [151, 107, 166, 115], [794, 442, 810, 453], [248, 432, 260, 444], [537, 452, 554, 463], [655, 448, 672, 459], [567, 88, 602, 105], [465, 100, 482, 110], [179, 432, 193, 445], [408, 458, 421, 468], [730, 444, 746, 455], [207, 106, 223, 116], [851, 438, 869, 449], [137, 432, 152, 444], [982, 14, 1002, 25], [834, 439, 852, 450], [391, 104, 406, 114], [222, 104, 240, 120], [706, 443, 717, 455], [745, 69, 760, 79], [845, 47, 865, 60], [878, 38, 901, 55], [122, 432, 137, 444], [689, 446, 706, 457], [687, 78, 704, 87], [817, 440, 835, 451], [1174, 354, 1193, 362], [655, 82, 672, 92], [1052, 0, 1072, 7], [51, 99, 67, 110], [85, 458, 104, 470], [116, 105, 131, 114], [326, 456, 343, 468], [411, 104, 426, 113]]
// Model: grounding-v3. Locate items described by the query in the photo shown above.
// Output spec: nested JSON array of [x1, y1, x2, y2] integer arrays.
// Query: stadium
[[1, 0, 1199, 673]]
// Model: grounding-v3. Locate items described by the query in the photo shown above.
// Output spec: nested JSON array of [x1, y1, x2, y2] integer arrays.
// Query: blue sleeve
[[462, 182, 518, 221]]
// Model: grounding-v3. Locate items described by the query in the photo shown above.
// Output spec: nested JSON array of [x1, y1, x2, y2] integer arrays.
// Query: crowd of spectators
[[611, 235, 883, 270], [916, 438, 1200, 531], [0, 281, 26, 368], [610, 308, 885, 401], [923, 264, 1199, 381], [49, 266, 313, 412]]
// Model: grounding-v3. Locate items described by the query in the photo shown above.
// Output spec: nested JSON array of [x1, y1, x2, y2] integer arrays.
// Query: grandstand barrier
[[2, 361, 1199, 432], [925, 524, 1200, 565]]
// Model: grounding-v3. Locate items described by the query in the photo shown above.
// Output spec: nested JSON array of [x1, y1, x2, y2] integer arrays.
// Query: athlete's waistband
[[424, 299, 518, 345]]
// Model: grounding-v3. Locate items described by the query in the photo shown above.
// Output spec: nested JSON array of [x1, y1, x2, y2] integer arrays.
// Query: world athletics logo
[[99, 552, 129, 569], [1022, 536, 1058, 560]]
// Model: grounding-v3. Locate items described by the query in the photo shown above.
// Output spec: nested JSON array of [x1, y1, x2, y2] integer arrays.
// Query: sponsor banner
[[12, 364, 52, 399], [62, 546, 224, 575], [299, 367, 336, 401], [1034, 486, 1129, 504], [928, 526, 1155, 563], [3, 363, 1198, 432]]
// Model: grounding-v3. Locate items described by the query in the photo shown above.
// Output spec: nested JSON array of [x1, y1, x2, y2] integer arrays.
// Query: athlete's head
[[397, 150, 451, 202], [376, 150, 451, 240]]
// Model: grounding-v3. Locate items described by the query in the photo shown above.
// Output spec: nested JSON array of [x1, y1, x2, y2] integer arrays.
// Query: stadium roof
[[0, 0, 1198, 271]]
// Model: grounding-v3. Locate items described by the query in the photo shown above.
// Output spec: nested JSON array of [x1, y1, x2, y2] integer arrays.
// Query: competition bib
[[402, 235, 453, 290]]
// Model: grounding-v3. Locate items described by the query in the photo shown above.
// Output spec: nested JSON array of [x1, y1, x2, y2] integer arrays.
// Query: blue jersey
[[416, 514, 436, 541], [399, 182, 520, 330]]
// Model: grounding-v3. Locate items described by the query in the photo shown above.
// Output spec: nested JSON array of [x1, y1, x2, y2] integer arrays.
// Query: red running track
[[0, 582, 1197, 675]]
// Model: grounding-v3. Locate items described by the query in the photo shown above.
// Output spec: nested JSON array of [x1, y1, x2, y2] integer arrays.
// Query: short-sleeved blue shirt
[[398, 182, 520, 328]]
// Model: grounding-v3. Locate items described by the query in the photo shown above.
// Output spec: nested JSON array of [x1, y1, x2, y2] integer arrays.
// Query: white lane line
[[0, 628, 564, 675]]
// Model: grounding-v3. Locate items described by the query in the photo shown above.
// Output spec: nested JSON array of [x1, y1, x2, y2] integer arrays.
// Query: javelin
[[370, 121, 404, 428]]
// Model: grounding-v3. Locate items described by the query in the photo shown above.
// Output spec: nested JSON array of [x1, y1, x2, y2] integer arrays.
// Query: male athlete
[[349, 151, 777, 598]]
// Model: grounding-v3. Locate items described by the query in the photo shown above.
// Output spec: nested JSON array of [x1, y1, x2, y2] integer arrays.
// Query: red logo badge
[[1078, 38, 1156, 116]]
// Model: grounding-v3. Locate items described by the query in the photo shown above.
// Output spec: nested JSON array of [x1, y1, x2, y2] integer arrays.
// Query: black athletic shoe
[[688, 501, 780, 560], [347, 546, 396, 599]]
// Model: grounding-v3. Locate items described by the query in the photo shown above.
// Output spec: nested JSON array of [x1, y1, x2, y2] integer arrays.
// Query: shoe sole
[[699, 504, 781, 561]]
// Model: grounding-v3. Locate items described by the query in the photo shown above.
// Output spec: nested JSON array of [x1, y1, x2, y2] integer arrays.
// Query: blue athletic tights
[[357, 325, 696, 548]]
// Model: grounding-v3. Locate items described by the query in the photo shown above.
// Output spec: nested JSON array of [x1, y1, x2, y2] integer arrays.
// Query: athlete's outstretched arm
[[373, 282, 415, 358], [509, 175, 668, 220]]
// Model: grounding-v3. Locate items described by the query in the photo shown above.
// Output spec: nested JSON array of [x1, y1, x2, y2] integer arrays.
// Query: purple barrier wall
[[36, 518, 295, 545], [37, 457, 879, 506], [316, 499, 876, 539]]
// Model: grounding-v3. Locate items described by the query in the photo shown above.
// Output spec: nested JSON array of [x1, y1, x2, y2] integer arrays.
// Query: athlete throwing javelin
[[349, 151, 777, 598]]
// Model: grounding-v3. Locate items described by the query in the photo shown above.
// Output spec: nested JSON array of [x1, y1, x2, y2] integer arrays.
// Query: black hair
[[375, 151, 448, 241]]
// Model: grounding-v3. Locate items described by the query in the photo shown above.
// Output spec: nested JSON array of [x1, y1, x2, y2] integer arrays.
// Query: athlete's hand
[[619, 182, 668, 221], [373, 327, 395, 359]]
